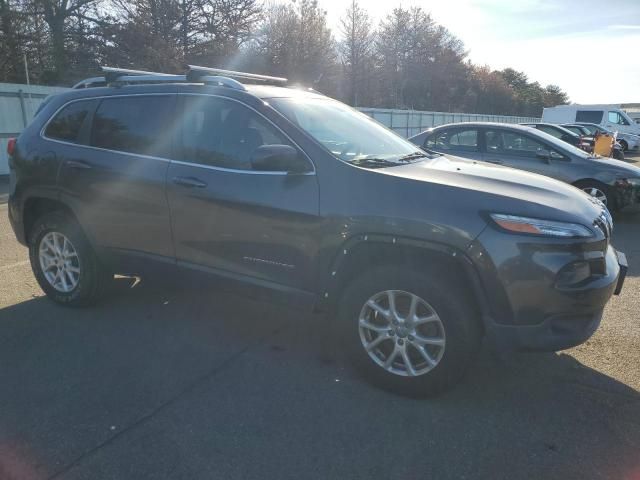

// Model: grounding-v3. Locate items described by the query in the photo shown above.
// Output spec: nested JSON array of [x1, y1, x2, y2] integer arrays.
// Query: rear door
[[424, 127, 483, 160], [166, 94, 320, 291], [56, 94, 176, 258], [481, 128, 561, 178]]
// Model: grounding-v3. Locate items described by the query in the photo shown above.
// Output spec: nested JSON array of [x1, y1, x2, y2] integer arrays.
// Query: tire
[[337, 265, 482, 397], [574, 180, 616, 211], [29, 212, 112, 306], [618, 140, 628, 152], [612, 149, 625, 161]]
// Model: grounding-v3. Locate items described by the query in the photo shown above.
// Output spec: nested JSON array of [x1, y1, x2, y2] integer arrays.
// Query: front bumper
[[469, 228, 626, 352]]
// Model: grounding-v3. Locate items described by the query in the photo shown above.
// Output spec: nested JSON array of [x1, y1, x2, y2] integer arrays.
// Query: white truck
[[542, 104, 640, 151]]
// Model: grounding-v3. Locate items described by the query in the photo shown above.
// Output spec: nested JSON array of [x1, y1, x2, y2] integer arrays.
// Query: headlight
[[490, 214, 593, 238]]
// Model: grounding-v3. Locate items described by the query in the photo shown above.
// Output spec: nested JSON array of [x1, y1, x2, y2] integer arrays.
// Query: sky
[[319, 0, 640, 104]]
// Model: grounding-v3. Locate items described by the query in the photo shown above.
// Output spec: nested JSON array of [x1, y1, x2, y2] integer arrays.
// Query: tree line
[[0, 0, 569, 116]]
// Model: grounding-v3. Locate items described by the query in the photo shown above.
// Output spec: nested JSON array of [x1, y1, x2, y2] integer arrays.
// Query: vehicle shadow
[[0, 277, 638, 480]]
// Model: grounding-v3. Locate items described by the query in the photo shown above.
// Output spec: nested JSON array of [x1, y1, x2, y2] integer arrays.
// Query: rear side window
[[425, 128, 478, 152], [90, 96, 175, 158], [45, 100, 93, 143], [538, 125, 563, 139], [575, 110, 603, 123]]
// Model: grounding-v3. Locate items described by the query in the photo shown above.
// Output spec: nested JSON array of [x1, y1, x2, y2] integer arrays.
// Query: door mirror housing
[[250, 145, 309, 173], [536, 149, 551, 163]]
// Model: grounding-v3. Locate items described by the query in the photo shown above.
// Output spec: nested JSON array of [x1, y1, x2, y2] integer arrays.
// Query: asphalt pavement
[[1, 201, 639, 480]]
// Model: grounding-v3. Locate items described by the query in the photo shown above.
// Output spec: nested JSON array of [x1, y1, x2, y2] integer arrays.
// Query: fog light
[[556, 261, 591, 288]]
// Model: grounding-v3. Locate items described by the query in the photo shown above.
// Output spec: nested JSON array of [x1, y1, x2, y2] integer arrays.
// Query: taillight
[[6, 137, 16, 156]]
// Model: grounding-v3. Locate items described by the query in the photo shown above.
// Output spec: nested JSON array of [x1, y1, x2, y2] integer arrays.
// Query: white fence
[[358, 108, 540, 138], [0, 83, 67, 174], [0, 82, 541, 174]]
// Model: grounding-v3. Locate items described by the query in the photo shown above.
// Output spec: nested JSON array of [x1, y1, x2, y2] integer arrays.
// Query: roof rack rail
[[187, 65, 287, 84], [101, 66, 176, 82], [72, 65, 287, 91]]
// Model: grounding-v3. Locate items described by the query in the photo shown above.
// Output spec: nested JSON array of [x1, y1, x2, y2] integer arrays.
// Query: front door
[[482, 128, 559, 178], [166, 95, 320, 291]]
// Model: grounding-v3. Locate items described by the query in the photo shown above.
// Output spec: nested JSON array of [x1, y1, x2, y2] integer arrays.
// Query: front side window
[[485, 129, 550, 157], [45, 100, 94, 143], [90, 96, 175, 158], [179, 96, 299, 171], [268, 97, 429, 166], [608, 111, 630, 126]]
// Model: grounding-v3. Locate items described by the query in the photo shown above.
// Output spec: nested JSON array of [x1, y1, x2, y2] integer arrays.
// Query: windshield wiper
[[397, 151, 430, 162], [349, 157, 398, 168]]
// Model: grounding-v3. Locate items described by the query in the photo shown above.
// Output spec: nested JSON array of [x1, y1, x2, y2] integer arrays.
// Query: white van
[[542, 104, 640, 137]]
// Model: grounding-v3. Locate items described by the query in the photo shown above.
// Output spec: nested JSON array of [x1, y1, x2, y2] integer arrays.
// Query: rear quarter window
[[44, 100, 94, 143]]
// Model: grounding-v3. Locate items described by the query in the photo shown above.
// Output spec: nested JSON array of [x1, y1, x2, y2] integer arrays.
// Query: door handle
[[65, 159, 92, 170], [172, 176, 207, 188]]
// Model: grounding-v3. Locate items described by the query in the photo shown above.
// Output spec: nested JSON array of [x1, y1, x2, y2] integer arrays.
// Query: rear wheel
[[29, 212, 112, 306], [612, 149, 625, 160], [338, 266, 481, 397], [618, 139, 628, 152]]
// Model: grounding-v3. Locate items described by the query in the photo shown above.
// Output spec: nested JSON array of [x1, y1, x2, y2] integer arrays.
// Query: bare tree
[[34, 0, 103, 81], [338, 0, 374, 106], [250, 0, 336, 91]]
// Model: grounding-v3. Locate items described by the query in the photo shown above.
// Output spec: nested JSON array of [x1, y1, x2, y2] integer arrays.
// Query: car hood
[[584, 156, 640, 178], [382, 154, 603, 222]]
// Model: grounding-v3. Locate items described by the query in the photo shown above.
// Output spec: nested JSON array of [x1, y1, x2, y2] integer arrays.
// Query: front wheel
[[574, 180, 616, 211], [29, 212, 112, 306], [338, 266, 481, 397]]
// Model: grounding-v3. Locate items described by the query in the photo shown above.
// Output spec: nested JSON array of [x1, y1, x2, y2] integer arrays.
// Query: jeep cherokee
[[6, 66, 628, 396]]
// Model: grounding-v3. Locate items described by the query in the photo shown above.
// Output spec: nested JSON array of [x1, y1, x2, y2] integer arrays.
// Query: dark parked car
[[410, 122, 640, 210], [560, 123, 625, 160], [573, 122, 640, 152], [562, 124, 595, 137], [521, 122, 592, 150], [7, 67, 628, 396]]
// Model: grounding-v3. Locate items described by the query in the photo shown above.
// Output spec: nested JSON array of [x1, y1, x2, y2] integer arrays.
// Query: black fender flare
[[314, 233, 493, 327]]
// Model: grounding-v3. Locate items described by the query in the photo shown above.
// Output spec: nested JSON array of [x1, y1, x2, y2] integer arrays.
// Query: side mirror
[[536, 149, 551, 163], [250, 145, 309, 173]]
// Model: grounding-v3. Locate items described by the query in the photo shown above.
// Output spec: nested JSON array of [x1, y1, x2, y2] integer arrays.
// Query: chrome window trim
[[39, 92, 316, 175]]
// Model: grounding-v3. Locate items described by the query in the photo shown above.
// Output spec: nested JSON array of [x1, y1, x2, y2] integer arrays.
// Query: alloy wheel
[[582, 187, 608, 206], [38, 231, 81, 293], [358, 290, 446, 377]]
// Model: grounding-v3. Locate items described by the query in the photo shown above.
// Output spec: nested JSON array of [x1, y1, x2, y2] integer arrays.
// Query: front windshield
[[268, 97, 430, 165]]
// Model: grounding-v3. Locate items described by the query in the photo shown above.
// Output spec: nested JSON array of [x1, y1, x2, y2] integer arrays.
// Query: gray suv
[[410, 122, 640, 211], [7, 67, 628, 396]]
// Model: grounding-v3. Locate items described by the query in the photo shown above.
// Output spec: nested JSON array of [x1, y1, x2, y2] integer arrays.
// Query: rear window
[[575, 110, 603, 123], [90, 95, 175, 158], [44, 100, 93, 143]]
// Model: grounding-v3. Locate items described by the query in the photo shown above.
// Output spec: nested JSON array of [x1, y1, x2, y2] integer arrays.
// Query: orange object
[[593, 132, 614, 157]]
